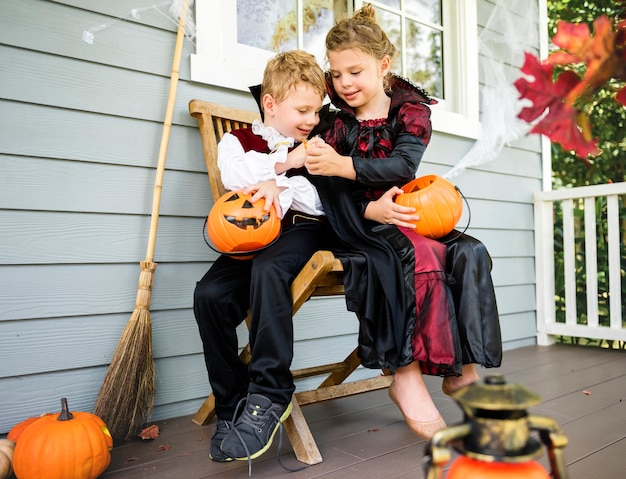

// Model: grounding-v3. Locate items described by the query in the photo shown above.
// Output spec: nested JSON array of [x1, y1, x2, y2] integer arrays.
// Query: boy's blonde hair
[[260, 50, 326, 108], [325, 3, 396, 62]]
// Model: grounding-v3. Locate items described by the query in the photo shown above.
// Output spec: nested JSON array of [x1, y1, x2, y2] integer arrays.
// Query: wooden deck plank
[[566, 438, 626, 478], [97, 344, 626, 479], [309, 445, 428, 479], [531, 373, 626, 422], [556, 401, 626, 465]]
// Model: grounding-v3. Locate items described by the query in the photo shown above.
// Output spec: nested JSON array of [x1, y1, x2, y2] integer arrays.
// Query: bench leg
[[192, 393, 216, 426], [283, 397, 323, 465]]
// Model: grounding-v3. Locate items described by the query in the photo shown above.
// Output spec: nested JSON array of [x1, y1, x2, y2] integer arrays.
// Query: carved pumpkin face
[[207, 191, 281, 256], [394, 175, 462, 239]]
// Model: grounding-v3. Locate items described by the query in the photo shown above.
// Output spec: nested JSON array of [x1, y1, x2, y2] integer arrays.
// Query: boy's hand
[[304, 138, 356, 180], [364, 186, 420, 228], [242, 180, 286, 217], [278, 142, 307, 173]]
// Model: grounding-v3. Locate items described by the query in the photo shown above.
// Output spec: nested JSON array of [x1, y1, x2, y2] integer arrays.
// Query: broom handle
[[145, 0, 190, 262]]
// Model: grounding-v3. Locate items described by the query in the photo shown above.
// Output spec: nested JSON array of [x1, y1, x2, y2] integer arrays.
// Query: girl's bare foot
[[389, 362, 446, 440], [389, 380, 446, 440], [442, 364, 480, 395]]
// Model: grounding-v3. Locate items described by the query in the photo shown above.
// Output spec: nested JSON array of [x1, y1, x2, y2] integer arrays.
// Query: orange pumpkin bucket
[[206, 190, 281, 258], [394, 175, 463, 239]]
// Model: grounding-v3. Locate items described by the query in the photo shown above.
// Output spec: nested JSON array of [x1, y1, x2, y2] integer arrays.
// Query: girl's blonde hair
[[325, 4, 396, 62], [260, 50, 326, 107]]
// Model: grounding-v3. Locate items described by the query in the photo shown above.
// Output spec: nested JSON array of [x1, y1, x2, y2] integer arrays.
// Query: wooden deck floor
[[101, 344, 626, 479]]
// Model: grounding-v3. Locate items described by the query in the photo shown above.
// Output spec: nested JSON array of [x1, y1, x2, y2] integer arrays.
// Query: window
[[190, 1, 345, 92], [367, 0, 444, 98], [191, 0, 479, 138], [359, 0, 479, 137]]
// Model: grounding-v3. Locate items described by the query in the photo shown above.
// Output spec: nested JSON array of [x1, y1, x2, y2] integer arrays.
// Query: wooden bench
[[189, 99, 392, 465]]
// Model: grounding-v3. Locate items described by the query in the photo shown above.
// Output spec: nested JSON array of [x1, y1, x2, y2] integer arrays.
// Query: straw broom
[[94, 0, 191, 440]]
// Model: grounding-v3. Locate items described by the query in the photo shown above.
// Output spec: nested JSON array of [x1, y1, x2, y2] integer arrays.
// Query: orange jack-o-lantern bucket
[[394, 175, 462, 239], [206, 191, 281, 259]]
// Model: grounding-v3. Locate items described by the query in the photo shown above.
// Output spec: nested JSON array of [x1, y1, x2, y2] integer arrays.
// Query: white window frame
[[437, 0, 480, 138], [191, 0, 480, 139], [190, 1, 272, 92]]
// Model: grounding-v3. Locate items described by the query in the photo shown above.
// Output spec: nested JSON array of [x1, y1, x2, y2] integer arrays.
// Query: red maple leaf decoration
[[515, 15, 626, 159], [515, 53, 601, 158], [550, 16, 621, 106], [515, 53, 562, 122]]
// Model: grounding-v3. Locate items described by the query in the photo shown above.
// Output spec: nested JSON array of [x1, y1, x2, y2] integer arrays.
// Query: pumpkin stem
[[57, 397, 74, 421]]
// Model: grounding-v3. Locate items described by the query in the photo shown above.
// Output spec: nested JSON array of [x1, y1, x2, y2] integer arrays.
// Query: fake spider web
[[443, 0, 540, 179], [82, 0, 196, 45]]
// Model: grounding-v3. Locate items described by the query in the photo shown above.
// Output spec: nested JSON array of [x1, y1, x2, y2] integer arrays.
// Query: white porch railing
[[534, 182, 626, 346]]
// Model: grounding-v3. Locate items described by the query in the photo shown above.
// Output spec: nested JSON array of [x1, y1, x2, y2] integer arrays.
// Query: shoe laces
[[229, 396, 262, 476], [229, 395, 308, 476], [236, 397, 273, 432]]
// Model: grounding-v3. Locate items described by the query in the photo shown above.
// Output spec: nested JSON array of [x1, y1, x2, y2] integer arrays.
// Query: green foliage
[[547, 2, 626, 351], [547, 0, 626, 187], [547, 0, 622, 36]]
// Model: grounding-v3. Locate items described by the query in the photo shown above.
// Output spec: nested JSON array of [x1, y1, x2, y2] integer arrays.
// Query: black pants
[[194, 221, 329, 419]]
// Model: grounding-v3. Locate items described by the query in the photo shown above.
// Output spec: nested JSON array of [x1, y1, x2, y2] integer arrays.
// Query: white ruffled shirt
[[217, 120, 324, 218]]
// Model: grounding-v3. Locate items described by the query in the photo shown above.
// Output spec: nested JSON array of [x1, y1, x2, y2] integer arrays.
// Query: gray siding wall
[[0, 0, 542, 434], [469, 0, 542, 351]]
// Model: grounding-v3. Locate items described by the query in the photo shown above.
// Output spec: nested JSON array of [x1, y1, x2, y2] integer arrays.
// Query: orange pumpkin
[[13, 398, 113, 479], [207, 190, 281, 257], [394, 175, 463, 239], [7, 413, 53, 443]]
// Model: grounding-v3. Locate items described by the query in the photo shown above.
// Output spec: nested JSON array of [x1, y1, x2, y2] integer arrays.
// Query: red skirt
[[399, 227, 461, 376]]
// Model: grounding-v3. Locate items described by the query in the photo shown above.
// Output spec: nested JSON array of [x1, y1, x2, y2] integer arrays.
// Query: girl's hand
[[242, 180, 286, 217], [364, 186, 420, 228], [305, 138, 356, 179]]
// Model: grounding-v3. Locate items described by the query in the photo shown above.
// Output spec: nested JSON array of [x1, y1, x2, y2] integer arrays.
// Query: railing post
[[534, 191, 556, 346]]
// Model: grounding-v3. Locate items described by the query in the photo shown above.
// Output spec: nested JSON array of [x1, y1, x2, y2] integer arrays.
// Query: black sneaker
[[219, 393, 293, 461], [209, 419, 233, 462]]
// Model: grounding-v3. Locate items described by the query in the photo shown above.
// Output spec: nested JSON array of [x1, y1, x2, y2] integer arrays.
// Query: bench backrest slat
[[189, 100, 261, 201]]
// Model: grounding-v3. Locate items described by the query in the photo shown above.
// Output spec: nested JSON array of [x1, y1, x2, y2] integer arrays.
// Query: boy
[[193, 50, 328, 464]]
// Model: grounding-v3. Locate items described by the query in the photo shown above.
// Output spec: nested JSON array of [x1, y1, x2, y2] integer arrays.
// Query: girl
[[305, 4, 502, 439]]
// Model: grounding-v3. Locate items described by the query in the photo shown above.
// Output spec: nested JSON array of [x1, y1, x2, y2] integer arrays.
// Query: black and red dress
[[309, 74, 502, 375]]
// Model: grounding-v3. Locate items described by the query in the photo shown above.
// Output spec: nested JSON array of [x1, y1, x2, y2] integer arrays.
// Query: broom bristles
[[93, 0, 190, 440], [95, 307, 156, 439], [94, 262, 157, 440]]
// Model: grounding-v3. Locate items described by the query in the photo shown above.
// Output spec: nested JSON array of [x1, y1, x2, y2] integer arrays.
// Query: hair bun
[[354, 3, 377, 23]]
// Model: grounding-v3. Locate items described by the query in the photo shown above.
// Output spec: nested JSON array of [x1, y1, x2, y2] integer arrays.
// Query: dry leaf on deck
[[138, 424, 160, 440]]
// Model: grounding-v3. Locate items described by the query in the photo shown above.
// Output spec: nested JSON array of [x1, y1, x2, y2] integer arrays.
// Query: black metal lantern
[[424, 374, 569, 479]]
